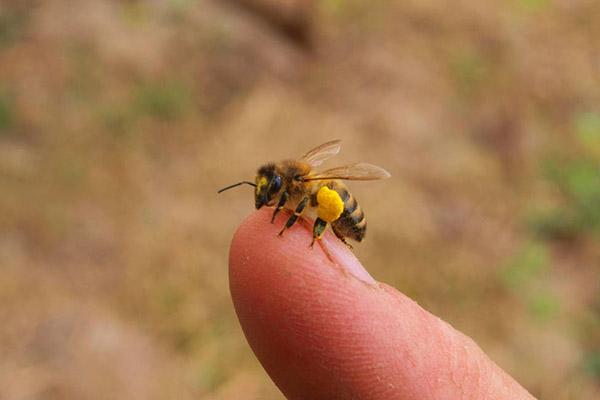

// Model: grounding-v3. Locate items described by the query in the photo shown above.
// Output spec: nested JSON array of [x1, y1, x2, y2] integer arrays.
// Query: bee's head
[[255, 164, 282, 209]]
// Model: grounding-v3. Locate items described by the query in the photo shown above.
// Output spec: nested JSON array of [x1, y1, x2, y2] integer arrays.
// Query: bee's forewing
[[299, 140, 341, 167], [305, 162, 391, 181]]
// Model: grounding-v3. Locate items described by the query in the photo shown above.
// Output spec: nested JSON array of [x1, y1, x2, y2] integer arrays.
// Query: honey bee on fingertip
[[217, 140, 390, 248]]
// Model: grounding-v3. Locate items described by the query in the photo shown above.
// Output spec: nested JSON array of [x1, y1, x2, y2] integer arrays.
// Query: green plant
[[501, 240, 549, 288], [134, 81, 190, 121], [530, 113, 600, 239]]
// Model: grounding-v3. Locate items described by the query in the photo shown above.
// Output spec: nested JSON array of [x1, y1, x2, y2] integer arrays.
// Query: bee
[[218, 140, 390, 247]]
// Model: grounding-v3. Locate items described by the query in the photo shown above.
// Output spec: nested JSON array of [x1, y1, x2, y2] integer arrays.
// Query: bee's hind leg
[[271, 191, 289, 223], [278, 197, 308, 236], [310, 218, 328, 247]]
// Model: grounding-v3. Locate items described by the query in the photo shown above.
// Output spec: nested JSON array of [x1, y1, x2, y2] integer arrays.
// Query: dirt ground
[[1, 1, 599, 399]]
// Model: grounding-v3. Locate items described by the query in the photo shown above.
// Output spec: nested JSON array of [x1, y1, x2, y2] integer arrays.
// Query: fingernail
[[322, 237, 377, 284]]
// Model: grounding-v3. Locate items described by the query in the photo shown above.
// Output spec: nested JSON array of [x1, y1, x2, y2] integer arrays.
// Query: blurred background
[[1, 0, 599, 399]]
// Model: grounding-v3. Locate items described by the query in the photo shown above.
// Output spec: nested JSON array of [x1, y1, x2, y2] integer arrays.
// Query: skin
[[229, 208, 537, 400]]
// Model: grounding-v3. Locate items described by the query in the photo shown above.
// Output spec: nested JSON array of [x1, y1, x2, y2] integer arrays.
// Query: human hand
[[229, 209, 536, 400]]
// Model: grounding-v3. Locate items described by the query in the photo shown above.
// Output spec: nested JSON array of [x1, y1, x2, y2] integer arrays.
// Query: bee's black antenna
[[217, 181, 256, 193]]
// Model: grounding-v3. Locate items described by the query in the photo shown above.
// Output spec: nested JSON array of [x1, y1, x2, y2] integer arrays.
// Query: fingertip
[[229, 208, 375, 288]]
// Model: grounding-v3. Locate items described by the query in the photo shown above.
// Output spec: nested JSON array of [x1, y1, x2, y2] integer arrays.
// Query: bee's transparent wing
[[305, 162, 391, 181], [299, 140, 341, 167]]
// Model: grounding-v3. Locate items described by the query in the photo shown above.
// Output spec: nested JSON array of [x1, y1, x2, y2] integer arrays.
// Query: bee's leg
[[271, 191, 289, 224], [310, 218, 328, 247], [331, 224, 353, 249], [278, 196, 308, 236]]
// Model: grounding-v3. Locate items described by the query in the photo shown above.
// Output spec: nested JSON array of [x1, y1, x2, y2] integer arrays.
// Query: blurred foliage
[[585, 351, 600, 379], [531, 116, 600, 240], [501, 241, 559, 322], [577, 112, 600, 158], [501, 240, 549, 288], [528, 290, 559, 321], [450, 50, 490, 98], [134, 80, 191, 121]]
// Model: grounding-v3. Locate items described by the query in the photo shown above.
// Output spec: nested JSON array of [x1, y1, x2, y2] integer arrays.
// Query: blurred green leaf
[[134, 81, 190, 121], [584, 351, 600, 378], [565, 161, 600, 203], [502, 241, 549, 287], [450, 50, 488, 97], [528, 290, 559, 321], [528, 210, 581, 240], [575, 111, 600, 157], [534, 156, 600, 238]]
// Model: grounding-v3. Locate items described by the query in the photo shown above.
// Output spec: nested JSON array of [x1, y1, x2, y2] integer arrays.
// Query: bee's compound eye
[[271, 175, 282, 192]]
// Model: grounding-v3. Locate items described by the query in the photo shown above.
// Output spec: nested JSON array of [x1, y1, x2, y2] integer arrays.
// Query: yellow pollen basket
[[316, 186, 344, 222]]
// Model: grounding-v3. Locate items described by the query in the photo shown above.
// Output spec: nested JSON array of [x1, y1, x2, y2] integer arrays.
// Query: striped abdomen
[[331, 184, 366, 242]]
